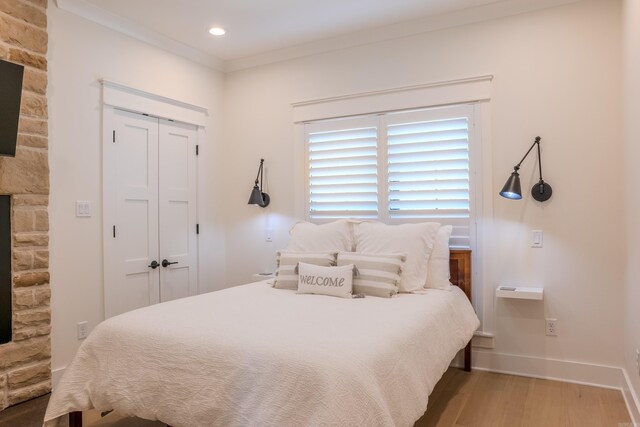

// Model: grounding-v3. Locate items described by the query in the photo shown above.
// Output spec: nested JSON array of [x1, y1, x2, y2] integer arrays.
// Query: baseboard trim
[[473, 350, 640, 423], [51, 367, 65, 389], [473, 350, 625, 388], [622, 368, 640, 425]]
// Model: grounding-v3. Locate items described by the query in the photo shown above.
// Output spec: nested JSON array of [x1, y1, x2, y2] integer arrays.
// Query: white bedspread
[[44, 282, 479, 427]]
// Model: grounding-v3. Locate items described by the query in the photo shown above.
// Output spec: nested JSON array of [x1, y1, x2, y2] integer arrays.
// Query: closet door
[[158, 119, 198, 302], [105, 109, 160, 318]]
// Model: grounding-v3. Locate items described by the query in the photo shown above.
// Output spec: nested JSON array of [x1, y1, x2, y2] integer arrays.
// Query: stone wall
[[0, 0, 50, 410]]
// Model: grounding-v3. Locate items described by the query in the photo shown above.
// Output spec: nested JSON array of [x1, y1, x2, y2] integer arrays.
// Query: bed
[[45, 250, 478, 427]]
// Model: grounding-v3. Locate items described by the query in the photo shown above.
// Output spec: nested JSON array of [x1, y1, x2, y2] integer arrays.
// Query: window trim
[[292, 78, 494, 335], [292, 75, 492, 124]]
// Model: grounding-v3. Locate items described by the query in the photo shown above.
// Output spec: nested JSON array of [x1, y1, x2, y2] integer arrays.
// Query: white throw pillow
[[337, 252, 406, 298], [286, 220, 354, 252], [354, 221, 440, 293], [425, 225, 452, 290], [273, 251, 337, 290], [297, 262, 354, 298]]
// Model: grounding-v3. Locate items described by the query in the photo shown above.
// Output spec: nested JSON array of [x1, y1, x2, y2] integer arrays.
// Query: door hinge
[[196, 224, 200, 235], [113, 225, 116, 238], [112, 130, 115, 143], [196, 145, 199, 156]]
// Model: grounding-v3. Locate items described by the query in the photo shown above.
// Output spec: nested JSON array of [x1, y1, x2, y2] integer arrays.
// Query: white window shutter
[[385, 106, 472, 247], [304, 105, 474, 248], [306, 116, 379, 220]]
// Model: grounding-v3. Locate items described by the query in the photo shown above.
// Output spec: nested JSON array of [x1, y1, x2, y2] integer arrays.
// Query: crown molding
[[225, 0, 580, 72], [55, 0, 580, 74], [55, 0, 224, 71]]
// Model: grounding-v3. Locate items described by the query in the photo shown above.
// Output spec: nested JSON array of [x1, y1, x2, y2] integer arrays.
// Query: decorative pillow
[[286, 220, 354, 252], [353, 221, 440, 293], [297, 263, 354, 298], [337, 252, 406, 298], [425, 225, 452, 290], [273, 251, 336, 290]]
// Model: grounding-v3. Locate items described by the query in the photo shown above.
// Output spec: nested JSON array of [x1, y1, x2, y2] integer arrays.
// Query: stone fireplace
[[0, 0, 51, 410]]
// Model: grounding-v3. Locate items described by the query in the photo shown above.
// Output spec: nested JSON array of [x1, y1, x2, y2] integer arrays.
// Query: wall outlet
[[77, 321, 88, 340], [265, 227, 273, 243], [545, 318, 558, 336]]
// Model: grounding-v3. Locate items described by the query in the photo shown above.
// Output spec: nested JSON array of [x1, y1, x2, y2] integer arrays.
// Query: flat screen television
[[0, 59, 24, 157]]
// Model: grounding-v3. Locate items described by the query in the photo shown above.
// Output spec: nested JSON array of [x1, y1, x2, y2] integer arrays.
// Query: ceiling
[[70, 0, 578, 70], [85, 0, 527, 59]]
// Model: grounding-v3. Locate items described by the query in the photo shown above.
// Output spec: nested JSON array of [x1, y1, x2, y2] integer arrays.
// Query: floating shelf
[[496, 286, 543, 300]]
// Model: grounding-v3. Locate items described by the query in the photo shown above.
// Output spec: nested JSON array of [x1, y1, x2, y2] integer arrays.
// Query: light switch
[[265, 227, 273, 243], [76, 201, 91, 217], [532, 230, 543, 248]]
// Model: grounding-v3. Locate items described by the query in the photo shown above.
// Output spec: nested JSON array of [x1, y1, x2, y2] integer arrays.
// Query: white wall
[[47, 6, 226, 372], [622, 0, 640, 417], [222, 0, 625, 370]]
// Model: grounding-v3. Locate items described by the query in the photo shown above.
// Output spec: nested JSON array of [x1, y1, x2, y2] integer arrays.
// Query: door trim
[[102, 81, 205, 317], [100, 79, 208, 127]]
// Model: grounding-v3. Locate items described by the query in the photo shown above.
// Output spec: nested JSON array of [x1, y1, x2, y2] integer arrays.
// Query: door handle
[[148, 260, 160, 269], [162, 259, 178, 268]]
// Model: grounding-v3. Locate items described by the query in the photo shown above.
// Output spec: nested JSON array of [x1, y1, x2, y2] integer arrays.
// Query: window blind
[[306, 116, 379, 219], [386, 107, 471, 247]]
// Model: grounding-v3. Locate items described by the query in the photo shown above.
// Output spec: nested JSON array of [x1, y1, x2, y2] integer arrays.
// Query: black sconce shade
[[499, 136, 552, 202], [248, 185, 264, 205], [248, 159, 270, 208], [499, 171, 523, 200]]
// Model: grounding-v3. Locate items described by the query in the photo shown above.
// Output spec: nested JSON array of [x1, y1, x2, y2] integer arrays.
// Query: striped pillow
[[273, 251, 337, 290], [337, 252, 406, 298]]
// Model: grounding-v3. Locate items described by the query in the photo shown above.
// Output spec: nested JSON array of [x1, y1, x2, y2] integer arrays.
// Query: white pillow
[[354, 221, 440, 293], [287, 220, 354, 252], [425, 225, 452, 290], [273, 251, 337, 290], [297, 262, 354, 298], [337, 252, 405, 298]]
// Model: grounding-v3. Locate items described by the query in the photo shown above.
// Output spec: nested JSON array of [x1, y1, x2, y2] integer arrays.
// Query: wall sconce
[[499, 136, 553, 202], [248, 158, 270, 208]]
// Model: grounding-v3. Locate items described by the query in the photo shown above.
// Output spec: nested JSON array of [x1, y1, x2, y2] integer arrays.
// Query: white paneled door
[[104, 108, 198, 318], [158, 119, 198, 302]]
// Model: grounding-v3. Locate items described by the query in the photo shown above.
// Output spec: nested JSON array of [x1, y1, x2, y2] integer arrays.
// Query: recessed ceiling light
[[209, 27, 226, 36]]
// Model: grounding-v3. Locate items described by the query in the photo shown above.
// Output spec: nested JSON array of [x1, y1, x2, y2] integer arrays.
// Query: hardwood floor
[[1, 369, 632, 427], [415, 368, 632, 427]]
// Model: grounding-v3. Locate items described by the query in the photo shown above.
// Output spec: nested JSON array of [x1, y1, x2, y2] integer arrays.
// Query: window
[[305, 104, 475, 248]]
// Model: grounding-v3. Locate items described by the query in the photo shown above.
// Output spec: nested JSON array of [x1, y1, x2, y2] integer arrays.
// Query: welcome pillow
[[297, 262, 354, 298], [273, 251, 337, 290]]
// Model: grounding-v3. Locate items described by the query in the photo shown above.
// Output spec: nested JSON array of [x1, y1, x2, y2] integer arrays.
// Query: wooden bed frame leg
[[69, 411, 83, 427], [464, 341, 472, 372]]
